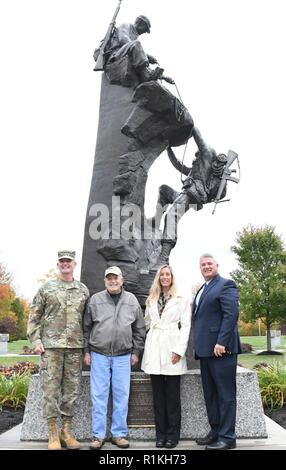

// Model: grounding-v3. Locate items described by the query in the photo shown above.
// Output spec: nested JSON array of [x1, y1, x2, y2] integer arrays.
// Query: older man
[[27, 250, 89, 450], [83, 266, 145, 450]]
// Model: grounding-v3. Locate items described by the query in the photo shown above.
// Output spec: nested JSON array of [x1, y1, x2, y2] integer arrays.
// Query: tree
[[0, 260, 30, 340], [37, 268, 58, 285], [11, 298, 27, 339], [0, 283, 13, 318], [231, 225, 286, 352], [0, 262, 12, 285], [0, 314, 19, 341]]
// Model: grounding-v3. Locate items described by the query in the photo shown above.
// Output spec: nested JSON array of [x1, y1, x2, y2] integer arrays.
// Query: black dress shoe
[[205, 440, 236, 450], [165, 440, 177, 449], [196, 435, 217, 446], [156, 439, 165, 448]]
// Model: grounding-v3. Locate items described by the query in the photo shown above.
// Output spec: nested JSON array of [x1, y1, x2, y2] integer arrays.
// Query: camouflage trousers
[[40, 348, 82, 419]]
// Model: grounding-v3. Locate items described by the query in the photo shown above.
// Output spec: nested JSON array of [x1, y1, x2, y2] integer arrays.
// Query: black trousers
[[150, 375, 181, 442]]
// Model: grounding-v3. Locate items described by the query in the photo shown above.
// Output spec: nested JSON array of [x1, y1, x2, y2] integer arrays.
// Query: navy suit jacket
[[192, 274, 241, 357]]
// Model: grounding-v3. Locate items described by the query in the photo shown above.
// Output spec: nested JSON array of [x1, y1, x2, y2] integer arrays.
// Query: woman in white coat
[[141, 265, 191, 448]]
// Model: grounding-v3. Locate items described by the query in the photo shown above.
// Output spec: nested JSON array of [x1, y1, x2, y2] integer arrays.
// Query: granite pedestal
[[21, 367, 267, 441]]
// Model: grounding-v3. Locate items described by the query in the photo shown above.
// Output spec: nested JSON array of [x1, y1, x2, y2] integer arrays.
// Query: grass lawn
[[7, 340, 32, 354], [4, 338, 286, 370], [240, 335, 286, 350], [0, 340, 39, 367], [238, 353, 286, 369], [235, 335, 286, 369]]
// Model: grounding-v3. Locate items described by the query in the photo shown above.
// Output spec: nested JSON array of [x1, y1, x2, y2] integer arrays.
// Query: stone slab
[[0, 343, 8, 354], [21, 367, 267, 441], [0, 334, 9, 342]]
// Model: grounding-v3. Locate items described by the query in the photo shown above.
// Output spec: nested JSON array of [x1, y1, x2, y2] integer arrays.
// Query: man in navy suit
[[192, 254, 241, 450]]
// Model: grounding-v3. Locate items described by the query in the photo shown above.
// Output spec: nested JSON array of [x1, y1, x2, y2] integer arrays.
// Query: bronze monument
[[81, 2, 240, 305]]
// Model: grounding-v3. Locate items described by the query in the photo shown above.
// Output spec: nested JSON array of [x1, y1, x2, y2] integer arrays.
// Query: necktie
[[195, 283, 205, 311]]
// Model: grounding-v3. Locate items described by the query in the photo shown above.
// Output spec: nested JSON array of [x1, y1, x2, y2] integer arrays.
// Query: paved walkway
[[0, 416, 286, 450], [0, 354, 37, 357]]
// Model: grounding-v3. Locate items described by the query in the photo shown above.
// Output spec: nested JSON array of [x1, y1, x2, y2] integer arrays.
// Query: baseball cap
[[105, 266, 122, 277], [58, 250, 76, 260]]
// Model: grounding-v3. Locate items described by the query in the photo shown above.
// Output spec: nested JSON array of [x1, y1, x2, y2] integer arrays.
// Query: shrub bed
[[0, 373, 30, 409], [241, 343, 253, 353], [0, 361, 39, 378], [257, 362, 286, 409]]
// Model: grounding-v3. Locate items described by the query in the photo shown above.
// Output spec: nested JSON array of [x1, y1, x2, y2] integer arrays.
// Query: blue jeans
[[90, 351, 131, 439]]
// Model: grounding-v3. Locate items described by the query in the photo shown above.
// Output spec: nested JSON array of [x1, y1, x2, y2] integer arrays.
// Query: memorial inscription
[[127, 376, 155, 427]]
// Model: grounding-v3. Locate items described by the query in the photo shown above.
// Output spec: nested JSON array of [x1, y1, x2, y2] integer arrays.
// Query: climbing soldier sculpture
[[93, 1, 173, 86], [153, 127, 239, 265], [81, 2, 240, 304]]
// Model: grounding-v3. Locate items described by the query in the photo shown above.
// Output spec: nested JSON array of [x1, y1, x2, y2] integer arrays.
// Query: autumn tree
[[0, 283, 13, 318], [0, 261, 30, 340], [231, 225, 286, 351]]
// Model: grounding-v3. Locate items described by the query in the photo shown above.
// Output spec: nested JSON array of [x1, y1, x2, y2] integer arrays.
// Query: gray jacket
[[83, 289, 146, 357]]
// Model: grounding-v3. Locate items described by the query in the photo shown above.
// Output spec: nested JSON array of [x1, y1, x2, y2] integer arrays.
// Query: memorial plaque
[[128, 376, 155, 427]]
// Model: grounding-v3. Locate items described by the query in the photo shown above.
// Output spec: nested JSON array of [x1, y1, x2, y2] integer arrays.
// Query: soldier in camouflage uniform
[[27, 250, 89, 450]]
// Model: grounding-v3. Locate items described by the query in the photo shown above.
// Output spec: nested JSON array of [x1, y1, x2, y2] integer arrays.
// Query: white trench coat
[[141, 296, 191, 375]]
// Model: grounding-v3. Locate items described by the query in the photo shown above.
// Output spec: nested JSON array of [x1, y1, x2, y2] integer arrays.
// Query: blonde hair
[[146, 265, 177, 305]]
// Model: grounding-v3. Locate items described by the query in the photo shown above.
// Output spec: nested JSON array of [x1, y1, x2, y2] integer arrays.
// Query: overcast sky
[[0, 0, 285, 300]]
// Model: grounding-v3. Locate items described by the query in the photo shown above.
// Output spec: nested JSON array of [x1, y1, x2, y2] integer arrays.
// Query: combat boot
[[60, 416, 81, 450], [47, 417, 62, 450]]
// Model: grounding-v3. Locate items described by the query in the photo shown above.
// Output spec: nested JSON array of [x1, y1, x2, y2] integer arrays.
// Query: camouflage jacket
[[27, 278, 89, 349]]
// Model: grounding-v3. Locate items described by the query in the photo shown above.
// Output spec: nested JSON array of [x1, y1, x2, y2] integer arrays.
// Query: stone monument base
[[0, 334, 9, 355], [21, 367, 267, 441]]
